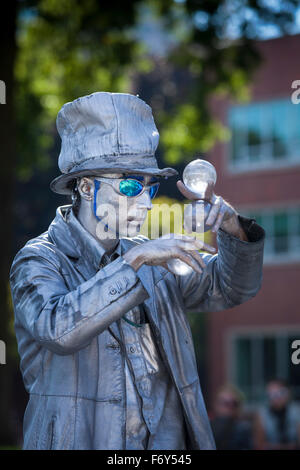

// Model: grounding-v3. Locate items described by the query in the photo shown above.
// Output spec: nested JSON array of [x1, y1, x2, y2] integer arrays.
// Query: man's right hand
[[123, 234, 216, 273]]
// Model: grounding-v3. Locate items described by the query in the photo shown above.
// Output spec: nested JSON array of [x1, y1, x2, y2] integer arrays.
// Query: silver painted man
[[10, 92, 265, 450]]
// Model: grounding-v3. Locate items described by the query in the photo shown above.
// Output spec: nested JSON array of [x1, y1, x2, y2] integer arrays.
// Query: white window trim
[[227, 97, 300, 174], [237, 204, 300, 265], [227, 155, 300, 175]]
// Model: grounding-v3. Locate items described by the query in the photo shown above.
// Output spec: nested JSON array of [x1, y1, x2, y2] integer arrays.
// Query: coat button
[[109, 287, 117, 295], [129, 346, 136, 353]]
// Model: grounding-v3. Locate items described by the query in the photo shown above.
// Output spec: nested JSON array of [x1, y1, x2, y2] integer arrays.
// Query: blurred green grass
[[0, 446, 21, 450]]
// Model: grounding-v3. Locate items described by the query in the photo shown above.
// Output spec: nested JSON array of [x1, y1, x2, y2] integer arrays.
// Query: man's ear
[[78, 177, 94, 201]]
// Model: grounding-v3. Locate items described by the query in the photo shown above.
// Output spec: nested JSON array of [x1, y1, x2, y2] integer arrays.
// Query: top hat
[[50, 92, 178, 195]]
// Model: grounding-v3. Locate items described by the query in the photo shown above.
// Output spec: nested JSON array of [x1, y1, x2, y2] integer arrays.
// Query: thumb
[[176, 180, 200, 200]]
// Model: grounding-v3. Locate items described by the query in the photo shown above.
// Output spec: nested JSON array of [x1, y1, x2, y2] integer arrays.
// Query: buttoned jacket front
[[10, 205, 265, 450]]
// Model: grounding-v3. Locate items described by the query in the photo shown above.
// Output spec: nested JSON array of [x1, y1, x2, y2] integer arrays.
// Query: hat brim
[[50, 166, 178, 195]]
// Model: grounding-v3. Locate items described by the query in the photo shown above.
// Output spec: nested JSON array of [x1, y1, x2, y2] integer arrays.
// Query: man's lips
[[127, 217, 144, 223], [127, 214, 146, 223]]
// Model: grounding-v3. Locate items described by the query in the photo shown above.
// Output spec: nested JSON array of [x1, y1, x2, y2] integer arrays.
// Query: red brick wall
[[205, 33, 300, 407]]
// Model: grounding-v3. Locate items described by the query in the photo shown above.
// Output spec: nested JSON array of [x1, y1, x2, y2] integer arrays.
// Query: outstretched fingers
[[176, 180, 200, 200], [206, 195, 223, 227], [211, 204, 227, 233], [178, 238, 216, 254], [173, 248, 203, 274]]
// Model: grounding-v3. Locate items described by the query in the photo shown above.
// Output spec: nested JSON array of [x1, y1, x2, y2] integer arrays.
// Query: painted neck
[[77, 199, 119, 255]]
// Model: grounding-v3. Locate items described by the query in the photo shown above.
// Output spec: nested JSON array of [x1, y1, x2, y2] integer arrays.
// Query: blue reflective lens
[[119, 179, 143, 197], [119, 179, 160, 199]]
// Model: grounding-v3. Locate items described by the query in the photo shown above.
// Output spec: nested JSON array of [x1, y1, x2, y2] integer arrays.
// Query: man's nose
[[137, 190, 153, 210]]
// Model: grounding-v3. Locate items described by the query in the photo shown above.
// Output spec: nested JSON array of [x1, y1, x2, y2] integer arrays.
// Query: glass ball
[[167, 258, 194, 276], [183, 159, 217, 198], [184, 200, 212, 233]]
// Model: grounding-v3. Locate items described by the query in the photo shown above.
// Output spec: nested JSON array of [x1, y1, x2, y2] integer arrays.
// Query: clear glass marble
[[182, 159, 216, 197], [167, 158, 217, 276]]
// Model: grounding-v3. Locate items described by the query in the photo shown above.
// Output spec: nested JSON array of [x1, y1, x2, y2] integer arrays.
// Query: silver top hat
[[50, 91, 178, 195]]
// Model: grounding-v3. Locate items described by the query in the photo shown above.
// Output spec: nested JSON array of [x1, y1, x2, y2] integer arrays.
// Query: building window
[[230, 331, 300, 404], [245, 206, 300, 264], [228, 98, 300, 171]]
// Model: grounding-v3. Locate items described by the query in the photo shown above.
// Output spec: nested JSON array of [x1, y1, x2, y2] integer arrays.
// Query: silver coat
[[9, 205, 265, 450]]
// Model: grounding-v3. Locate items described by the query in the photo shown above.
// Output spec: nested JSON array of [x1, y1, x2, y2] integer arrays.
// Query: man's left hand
[[177, 180, 249, 241]]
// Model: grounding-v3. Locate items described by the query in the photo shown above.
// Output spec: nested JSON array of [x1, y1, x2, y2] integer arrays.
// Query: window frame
[[239, 204, 300, 265], [227, 97, 300, 174]]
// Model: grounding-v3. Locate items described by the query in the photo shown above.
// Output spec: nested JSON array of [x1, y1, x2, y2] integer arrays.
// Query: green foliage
[[146, 0, 300, 165], [14, 0, 300, 174], [160, 103, 230, 164], [15, 0, 149, 180]]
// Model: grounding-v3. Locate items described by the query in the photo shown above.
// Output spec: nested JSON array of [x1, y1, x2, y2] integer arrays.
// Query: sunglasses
[[94, 176, 160, 200]]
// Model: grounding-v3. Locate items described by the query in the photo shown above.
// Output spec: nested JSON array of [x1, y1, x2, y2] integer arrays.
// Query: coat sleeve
[[176, 215, 265, 312], [9, 246, 149, 355]]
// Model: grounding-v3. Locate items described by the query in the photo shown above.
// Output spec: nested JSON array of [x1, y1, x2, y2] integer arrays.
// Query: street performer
[[10, 92, 265, 450]]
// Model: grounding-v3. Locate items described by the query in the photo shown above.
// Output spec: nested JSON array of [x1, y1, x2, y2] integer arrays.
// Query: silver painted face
[[93, 173, 154, 239]]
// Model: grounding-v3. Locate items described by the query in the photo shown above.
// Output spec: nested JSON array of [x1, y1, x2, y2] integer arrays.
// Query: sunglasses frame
[[94, 176, 160, 199]]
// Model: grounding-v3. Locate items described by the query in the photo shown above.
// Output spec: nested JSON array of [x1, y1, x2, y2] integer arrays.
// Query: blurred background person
[[254, 379, 300, 450], [210, 384, 253, 450]]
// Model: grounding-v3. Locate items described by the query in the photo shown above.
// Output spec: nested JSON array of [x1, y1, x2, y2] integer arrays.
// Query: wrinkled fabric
[[51, 92, 177, 195], [101, 247, 186, 450], [9, 205, 265, 450], [120, 308, 186, 450], [56, 93, 160, 173]]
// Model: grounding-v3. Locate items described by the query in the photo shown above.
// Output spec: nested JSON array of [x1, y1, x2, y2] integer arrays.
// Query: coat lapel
[[120, 238, 160, 332], [136, 264, 160, 331], [49, 213, 160, 342]]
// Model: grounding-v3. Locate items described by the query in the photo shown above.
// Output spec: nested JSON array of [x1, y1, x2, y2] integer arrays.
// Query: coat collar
[[48, 205, 142, 271], [48, 205, 159, 329], [48, 205, 122, 270]]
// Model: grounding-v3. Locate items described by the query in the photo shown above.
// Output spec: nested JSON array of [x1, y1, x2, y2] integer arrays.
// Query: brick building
[[207, 33, 300, 407]]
